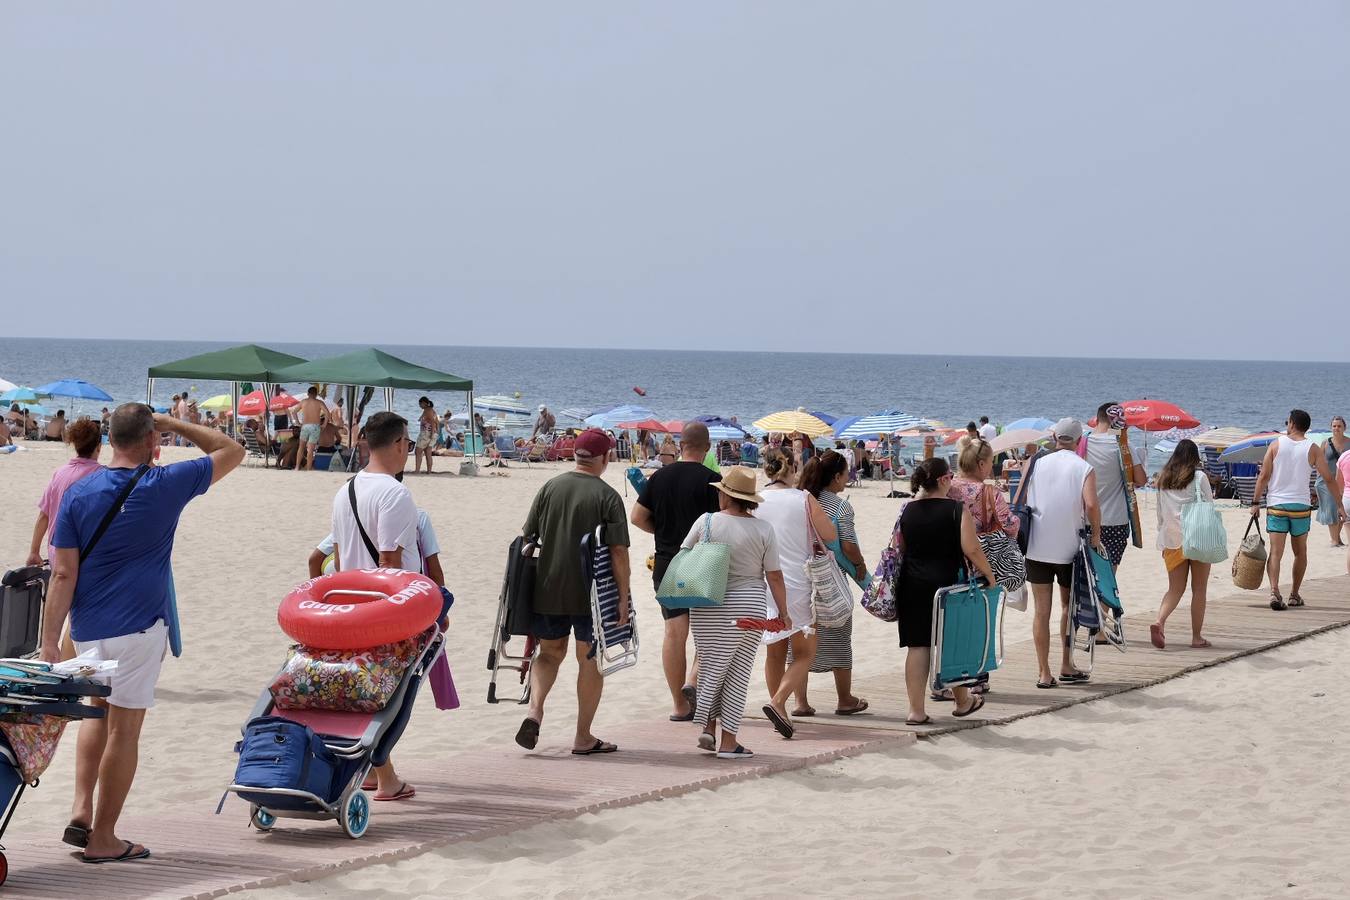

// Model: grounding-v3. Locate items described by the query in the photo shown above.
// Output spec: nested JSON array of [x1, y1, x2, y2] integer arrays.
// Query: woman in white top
[[753, 450, 837, 738], [681, 466, 790, 760], [1151, 440, 1214, 650]]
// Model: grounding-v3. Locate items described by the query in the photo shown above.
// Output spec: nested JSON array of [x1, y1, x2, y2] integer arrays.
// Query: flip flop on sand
[[515, 717, 541, 750], [669, 710, 695, 722], [1191, 638, 1213, 649], [1150, 623, 1166, 649], [572, 740, 618, 756], [716, 745, 754, 760], [374, 782, 416, 801], [1036, 678, 1058, 689], [62, 822, 90, 848], [81, 841, 150, 864], [1059, 671, 1090, 683], [698, 731, 716, 752], [792, 706, 816, 717], [1288, 593, 1305, 607], [762, 705, 794, 739], [681, 684, 698, 711], [1270, 590, 1287, 611], [835, 699, 869, 716], [905, 715, 932, 726], [361, 775, 378, 792], [952, 694, 986, 718]]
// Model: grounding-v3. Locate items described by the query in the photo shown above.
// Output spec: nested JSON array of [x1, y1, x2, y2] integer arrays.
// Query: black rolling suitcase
[[0, 565, 48, 659]]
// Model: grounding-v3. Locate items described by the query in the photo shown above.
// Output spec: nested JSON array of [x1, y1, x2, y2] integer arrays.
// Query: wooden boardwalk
[[3, 576, 1347, 898]]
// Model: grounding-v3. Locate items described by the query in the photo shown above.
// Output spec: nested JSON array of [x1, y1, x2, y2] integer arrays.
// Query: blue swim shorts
[[299, 423, 322, 445], [531, 613, 594, 643], [1267, 504, 1312, 537]]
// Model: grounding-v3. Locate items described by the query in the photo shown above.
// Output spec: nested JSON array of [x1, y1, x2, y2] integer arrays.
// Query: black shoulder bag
[[79, 465, 150, 564], [1010, 452, 1041, 556], [347, 477, 382, 566]]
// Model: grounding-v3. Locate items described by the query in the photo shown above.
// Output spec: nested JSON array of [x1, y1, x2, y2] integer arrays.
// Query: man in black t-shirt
[[631, 421, 720, 721]]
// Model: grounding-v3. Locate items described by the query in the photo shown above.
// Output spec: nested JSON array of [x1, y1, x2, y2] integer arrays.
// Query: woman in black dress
[[896, 458, 997, 725]]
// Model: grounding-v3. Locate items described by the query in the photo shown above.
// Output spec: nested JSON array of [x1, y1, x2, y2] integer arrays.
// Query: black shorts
[[1100, 524, 1130, 567], [531, 613, 594, 643], [1026, 558, 1074, 587], [652, 555, 688, 621]]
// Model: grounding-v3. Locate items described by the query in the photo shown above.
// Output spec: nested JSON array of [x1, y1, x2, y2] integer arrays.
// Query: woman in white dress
[[754, 449, 837, 738]]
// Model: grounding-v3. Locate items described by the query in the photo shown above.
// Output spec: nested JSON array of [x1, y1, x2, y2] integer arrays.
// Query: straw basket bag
[[1231, 516, 1266, 590]]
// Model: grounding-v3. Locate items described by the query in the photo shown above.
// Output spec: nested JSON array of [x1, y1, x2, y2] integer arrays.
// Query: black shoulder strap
[[81, 465, 149, 564], [347, 477, 381, 566], [1013, 451, 1041, 507]]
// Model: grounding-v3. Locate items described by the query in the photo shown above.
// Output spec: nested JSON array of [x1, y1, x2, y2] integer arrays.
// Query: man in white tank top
[[1250, 409, 1342, 609]]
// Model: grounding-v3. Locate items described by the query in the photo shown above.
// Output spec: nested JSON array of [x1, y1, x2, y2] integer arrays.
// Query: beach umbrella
[[34, 379, 115, 402], [200, 394, 234, 412], [809, 411, 839, 426], [990, 428, 1052, 455], [0, 386, 42, 406], [752, 409, 833, 438], [1192, 427, 1255, 448], [693, 416, 747, 440], [1004, 417, 1055, 432], [585, 404, 656, 430], [0, 378, 18, 393], [1116, 400, 1200, 432], [617, 418, 680, 433], [236, 389, 299, 417], [837, 411, 925, 440], [1220, 431, 1332, 464]]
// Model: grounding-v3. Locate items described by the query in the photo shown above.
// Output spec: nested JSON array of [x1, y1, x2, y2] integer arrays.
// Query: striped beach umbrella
[[837, 411, 926, 439], [752, 409, 833, 437]]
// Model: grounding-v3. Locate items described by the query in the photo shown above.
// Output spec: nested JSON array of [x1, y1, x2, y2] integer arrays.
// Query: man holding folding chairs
[[514, 428, 631, 756]]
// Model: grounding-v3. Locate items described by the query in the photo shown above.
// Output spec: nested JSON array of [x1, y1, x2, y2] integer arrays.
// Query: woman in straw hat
[[680, 466, 790, 759]]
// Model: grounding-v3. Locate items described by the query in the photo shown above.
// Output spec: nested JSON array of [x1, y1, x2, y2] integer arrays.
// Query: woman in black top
[[895, 458, 997, 725]]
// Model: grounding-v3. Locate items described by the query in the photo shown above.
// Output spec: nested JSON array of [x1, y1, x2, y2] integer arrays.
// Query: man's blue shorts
[[1267, 504, 1312, 537], [531, 613, 594, 643]]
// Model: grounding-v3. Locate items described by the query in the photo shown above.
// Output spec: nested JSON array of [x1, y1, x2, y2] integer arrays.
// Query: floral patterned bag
[[269, 638, 419, 713], [861, 512, 903, 623], [0, 715, 67, 782]]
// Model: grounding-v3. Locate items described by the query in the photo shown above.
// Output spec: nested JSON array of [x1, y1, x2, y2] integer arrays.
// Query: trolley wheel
[[0, 849, 8, 886], [249, 805, 276, 832], [339, 791, 370, 839]]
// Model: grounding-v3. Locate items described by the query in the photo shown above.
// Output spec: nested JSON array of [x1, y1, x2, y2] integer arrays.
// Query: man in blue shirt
[[42, 403, 243, 864]]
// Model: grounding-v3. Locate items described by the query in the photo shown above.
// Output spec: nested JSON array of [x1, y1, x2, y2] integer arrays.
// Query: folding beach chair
[[581, 525, 639, 677], [928, 576, 1005, 692], [242, 429, 271, 467], [487, 536, 539, 704], [493, 434, 525, 465], [1068, 530, 1126, 673]]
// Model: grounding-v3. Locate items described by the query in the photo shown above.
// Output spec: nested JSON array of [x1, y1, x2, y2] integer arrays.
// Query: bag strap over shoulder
[[348, 477, 381, 566], [80, 464, 150, 564], [1013, 452, 1040, 507]]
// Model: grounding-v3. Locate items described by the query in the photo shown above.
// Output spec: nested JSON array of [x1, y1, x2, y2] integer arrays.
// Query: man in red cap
[[515, 428, 631, 755]]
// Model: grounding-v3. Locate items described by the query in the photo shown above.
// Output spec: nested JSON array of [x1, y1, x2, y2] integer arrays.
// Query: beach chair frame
[[486, 538, 540, 704], [582, 526, 639, 678], [928, 580, 1005, 692]]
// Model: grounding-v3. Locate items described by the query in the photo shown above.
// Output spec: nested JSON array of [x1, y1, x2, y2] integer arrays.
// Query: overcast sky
[[4, 2, 1347, 359]]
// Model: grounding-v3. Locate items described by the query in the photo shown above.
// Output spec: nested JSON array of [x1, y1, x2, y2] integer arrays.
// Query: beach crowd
[[10, 396, 1349, 864]]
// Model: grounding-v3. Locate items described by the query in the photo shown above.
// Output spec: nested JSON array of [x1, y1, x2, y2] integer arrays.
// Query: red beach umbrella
[[1117, 400, 1200, 432], [237, 389, 299, 417], [617, 418, 681, 433]]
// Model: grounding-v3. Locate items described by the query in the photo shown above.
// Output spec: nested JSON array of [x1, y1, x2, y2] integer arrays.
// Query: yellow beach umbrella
[[200, 394, 234, 412], [752, 409, 833, 437]]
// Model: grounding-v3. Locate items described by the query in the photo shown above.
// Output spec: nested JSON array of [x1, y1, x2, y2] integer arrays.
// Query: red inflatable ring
[[278, 568, 442, 650]]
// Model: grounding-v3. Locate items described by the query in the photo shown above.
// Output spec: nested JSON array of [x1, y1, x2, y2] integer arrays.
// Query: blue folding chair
[[581, 525, 639, 676], [929, 576, 1005, 692]]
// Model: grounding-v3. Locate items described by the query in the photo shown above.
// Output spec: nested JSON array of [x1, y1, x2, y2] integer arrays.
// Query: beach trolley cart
[[487, 536, 540, 704], [929, 578, 1006, 693], [581, 526, 639, 677], [1068, 532, 1126, 674], [0, 659, 110, 884], [222, 622, 445, 839]]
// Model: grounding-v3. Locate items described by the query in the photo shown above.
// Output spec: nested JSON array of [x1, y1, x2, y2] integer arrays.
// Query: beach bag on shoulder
[[1182, 472, 1228, 564], [656, 514, 730, 609], [862, 511, 903, 622], [1231, 517, 1266, 590], [975, 485, 1027, 593], [804, 496, 853, 627]]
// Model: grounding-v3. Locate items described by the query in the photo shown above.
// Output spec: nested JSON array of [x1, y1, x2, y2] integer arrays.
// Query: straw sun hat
[[713, 466, 764, 504]]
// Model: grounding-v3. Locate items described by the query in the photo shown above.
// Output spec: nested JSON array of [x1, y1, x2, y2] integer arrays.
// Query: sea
[[3, 337, 1348, 440]]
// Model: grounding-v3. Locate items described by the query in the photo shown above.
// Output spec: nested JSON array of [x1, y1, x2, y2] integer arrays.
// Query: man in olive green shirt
[[515, 428, 631, 756]]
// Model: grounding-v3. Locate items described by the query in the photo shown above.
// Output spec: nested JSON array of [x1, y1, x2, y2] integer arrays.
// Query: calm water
[[2, 337, 1347, 435]]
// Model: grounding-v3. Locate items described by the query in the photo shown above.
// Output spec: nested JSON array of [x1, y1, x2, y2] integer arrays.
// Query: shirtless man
[[294, 386, 329, 471]]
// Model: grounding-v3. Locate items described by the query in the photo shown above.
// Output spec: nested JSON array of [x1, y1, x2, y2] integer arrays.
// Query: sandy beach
[[2, 440, 1347, 897]]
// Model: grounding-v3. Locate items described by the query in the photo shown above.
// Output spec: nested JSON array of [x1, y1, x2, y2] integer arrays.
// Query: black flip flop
[[81, 841, 150, 864], [62, 823, 90, 848], [571, 739, 618, 756], [681, 684, 698, 711], [1059, 671, 1090, 683], [952, 694, 986, 718], [669, 710, 695, 722], [761, 705, 794, 739], [834, 699, 869, 716], [515, 717, 541, 750], [1036, 678, 1059, 689], [1270, 593, 1287, 611], [905, 715, 932, 725]]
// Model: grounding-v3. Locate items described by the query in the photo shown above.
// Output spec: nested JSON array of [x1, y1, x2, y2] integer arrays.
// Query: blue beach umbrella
[[35, 379, 115, 402], [1004, 417, 1055, 432], [809, 411, 839, 426], [585, 404, 656, 430], [0, 386, 42, 406], [1221, 431, 1331, 464], [838, 410, 926, 440], [693, 416, 747, 442]]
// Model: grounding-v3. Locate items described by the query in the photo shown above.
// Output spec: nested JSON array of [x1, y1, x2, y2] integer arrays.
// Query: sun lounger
[[582, 526, 639, 677], [928, 578, 1005, 692]]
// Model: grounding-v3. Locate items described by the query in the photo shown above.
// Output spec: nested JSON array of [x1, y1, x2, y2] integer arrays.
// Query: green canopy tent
[[147, 344, 308, 452], [272, 348, 475, 471]]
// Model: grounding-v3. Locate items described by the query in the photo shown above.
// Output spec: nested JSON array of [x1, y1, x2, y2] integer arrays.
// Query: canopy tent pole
[[467, 388, 477, 471], [146, 377, 154, 407], [230, 381, 240, 440]]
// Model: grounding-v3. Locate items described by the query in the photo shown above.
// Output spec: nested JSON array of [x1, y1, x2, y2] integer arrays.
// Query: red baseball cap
[[574, 428, 615, 459]]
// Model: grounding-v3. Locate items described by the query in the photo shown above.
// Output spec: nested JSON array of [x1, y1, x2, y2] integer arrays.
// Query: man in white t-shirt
[[1024, 418, 1102, 689], [329, 411, 418, 802], [978, 417, 997, 443]]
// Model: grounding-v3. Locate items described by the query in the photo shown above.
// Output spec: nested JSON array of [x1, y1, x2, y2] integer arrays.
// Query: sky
[[3, 2, 1348, 359]]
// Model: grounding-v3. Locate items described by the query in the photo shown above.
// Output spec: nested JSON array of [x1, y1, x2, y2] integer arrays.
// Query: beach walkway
[[3, 575, 1347, 899]]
